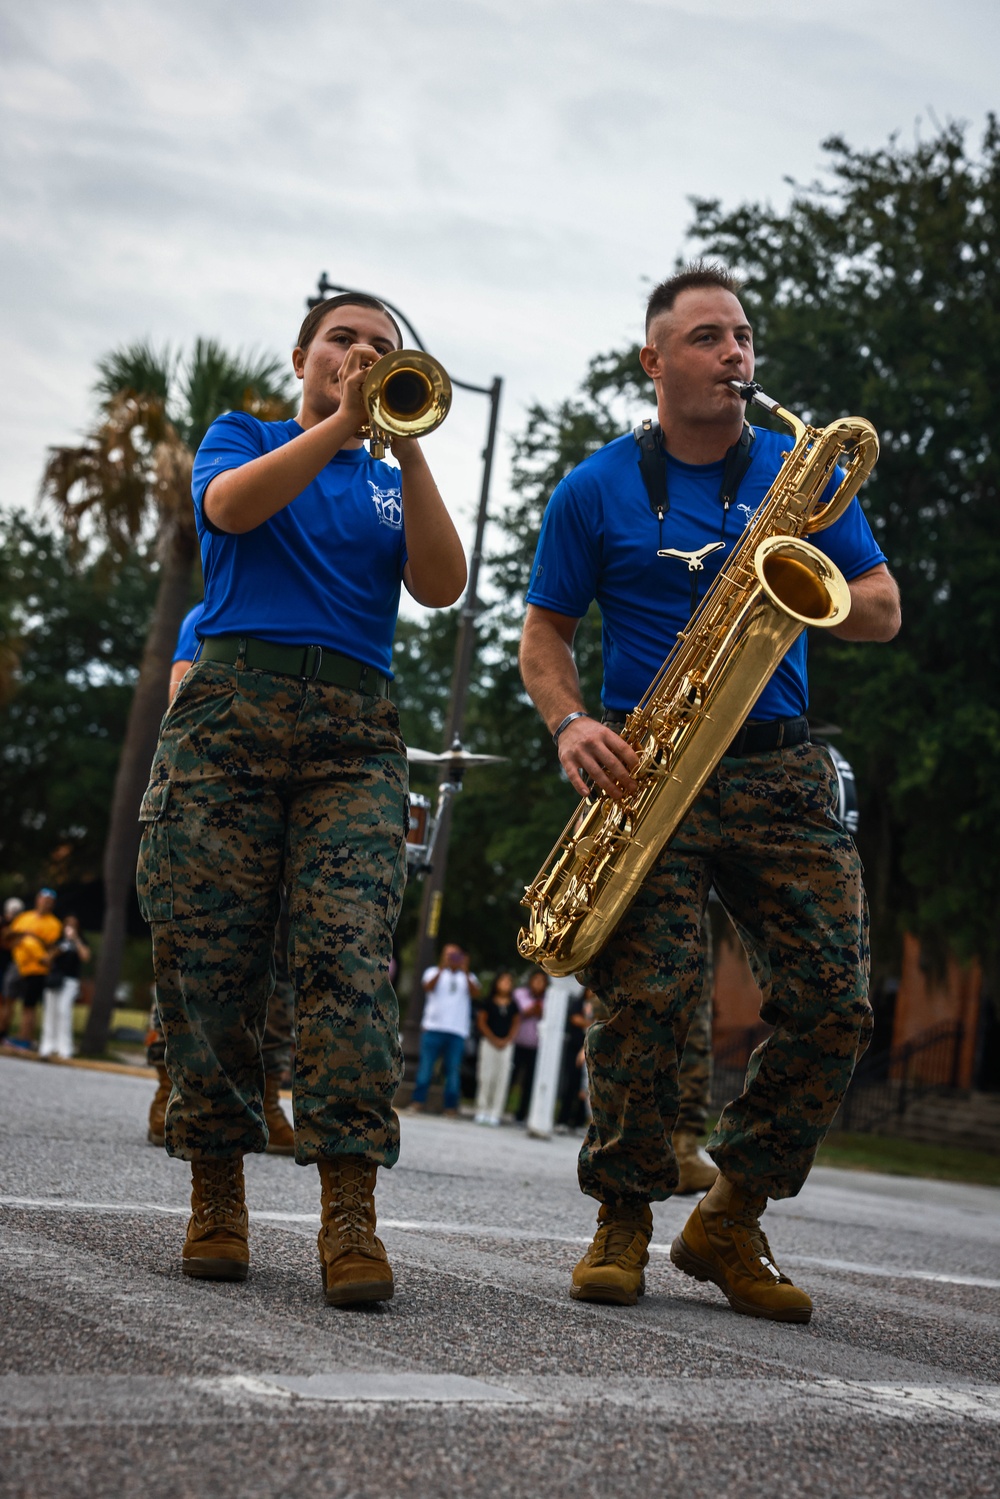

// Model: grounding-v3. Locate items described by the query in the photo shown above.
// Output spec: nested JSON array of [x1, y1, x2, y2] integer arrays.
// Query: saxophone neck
[[727, 380, 807, 444]]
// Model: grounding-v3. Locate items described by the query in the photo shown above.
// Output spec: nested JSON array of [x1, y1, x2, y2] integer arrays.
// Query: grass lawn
[[699, 1114, 1000, 1188], [814, 1130, 1000, 1188]]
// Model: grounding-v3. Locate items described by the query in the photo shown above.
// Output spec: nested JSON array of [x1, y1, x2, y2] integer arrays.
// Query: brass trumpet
[[358, 349, 452, 459]]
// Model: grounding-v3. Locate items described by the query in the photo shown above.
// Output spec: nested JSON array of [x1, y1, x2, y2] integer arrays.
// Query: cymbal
[[406, 745, 508, 768]]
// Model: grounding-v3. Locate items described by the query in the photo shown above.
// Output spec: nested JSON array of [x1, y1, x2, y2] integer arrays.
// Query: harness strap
[[632, 418, 757, 517]]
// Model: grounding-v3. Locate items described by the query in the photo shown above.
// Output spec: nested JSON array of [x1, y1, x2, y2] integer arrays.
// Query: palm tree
[[42, 339, 293, 1054]]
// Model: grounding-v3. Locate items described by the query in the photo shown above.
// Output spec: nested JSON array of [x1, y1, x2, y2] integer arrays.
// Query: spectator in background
[[474, 969, 520, 1127], [511, 969, 547, 1124], [0, 897, 26, 1044], [576, 990, 596, 1125], [39, 915, 91, 1060], [411, 943, 481, 1117], [557, 984, 590, 1131], [7, 889, 62, 1050]]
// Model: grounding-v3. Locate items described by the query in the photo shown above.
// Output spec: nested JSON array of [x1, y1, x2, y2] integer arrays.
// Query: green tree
[[40, 340, 293, 1052], [686, 117, 1000, 982], [395, 119, 1000, 991], [0, 509, 158, 889]]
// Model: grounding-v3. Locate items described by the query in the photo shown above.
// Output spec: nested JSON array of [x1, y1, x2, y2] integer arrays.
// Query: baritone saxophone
[[517, 381, 879, 976]]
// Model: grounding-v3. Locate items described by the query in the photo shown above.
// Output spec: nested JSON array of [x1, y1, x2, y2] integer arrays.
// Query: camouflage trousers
[[579, 741, 872, 1204], [135, 660, 408, 1166], [674, 916, 713, 1136], [146, 974, 294, 1078]]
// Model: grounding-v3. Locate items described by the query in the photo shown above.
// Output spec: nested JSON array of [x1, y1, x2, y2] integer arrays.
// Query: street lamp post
[[308, 275, 503, 1065]]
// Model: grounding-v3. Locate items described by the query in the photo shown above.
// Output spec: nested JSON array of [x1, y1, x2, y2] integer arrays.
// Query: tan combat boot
[[263, 1075, 295, 1156], [182, 1158, 250, 1282], [570, 1200, 653, 1306], [672, 1128, 719, 1195], [147, 1065, 170, 1147], [670, 1175, 812, 1323], [317, 1157, 394, 1307]]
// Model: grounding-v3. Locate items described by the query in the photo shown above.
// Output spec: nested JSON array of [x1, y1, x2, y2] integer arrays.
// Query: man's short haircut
[[645, 262, 744, 336], [296, 293, 403, 352]]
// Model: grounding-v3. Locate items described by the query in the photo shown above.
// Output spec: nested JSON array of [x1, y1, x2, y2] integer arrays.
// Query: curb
[[0, 1047, 153, 1081], [0, 1046, 294, 1100]]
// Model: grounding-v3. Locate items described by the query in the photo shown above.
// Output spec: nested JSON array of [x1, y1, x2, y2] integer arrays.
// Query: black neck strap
[[633, 418, 756, 519]]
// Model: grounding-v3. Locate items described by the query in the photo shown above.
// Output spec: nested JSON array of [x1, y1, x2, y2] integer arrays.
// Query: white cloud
[[1, 0, 996, 596]]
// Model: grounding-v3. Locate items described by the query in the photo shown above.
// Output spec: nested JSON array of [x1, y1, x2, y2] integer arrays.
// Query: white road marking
[[809, 1379, 1000, 1422], [239, 1373, 528, 1404], [0, 1195, 189, 1218], [779, 1254, 1000, 1290], [3, 1197, 998, 1291], [2, 1373, 997, 1422]]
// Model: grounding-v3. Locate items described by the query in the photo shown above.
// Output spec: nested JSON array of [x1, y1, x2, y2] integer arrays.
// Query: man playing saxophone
[[519, 263, 900, 1323]]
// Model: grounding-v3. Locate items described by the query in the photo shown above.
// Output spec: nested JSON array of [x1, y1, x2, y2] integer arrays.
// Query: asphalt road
[[1, 1054, 998, 1499]]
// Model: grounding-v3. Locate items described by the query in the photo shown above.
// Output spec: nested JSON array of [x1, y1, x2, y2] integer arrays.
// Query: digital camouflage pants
[[675, 916, 713, 1136], [579, 741, 872, 1204], [136, 661, 408, 1166], [146, 903, 295, 1078], [146, 975, 295, 1077]]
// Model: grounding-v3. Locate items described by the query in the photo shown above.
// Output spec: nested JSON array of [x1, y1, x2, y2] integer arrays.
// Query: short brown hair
[[296, 293, 403, 352], [645, 261, 744, 336]]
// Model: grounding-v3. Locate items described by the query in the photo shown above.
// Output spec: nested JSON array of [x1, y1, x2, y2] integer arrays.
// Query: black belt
[[602, 711, 809, 758], [199, 636, 390, 697], [723, 716, 809, 757]]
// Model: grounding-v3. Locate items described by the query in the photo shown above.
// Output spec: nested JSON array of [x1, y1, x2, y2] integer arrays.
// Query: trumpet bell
[[362, 349, 452, 445]]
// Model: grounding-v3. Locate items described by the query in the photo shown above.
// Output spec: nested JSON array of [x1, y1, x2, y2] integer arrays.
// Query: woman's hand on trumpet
[[332, 342, 381, 431]]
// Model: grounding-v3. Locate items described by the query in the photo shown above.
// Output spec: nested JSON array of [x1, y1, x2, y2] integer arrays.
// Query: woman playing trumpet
[[137, 292, 466, 1304]]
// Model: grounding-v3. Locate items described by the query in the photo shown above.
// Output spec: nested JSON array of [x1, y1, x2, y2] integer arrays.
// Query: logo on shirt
[[368, 480, 402, 530], [736, 502, 756, 527], [656, 542, 725, 571]]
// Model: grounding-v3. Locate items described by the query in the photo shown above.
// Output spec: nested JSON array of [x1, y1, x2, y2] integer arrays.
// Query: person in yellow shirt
[[8, 889, 62, 1049]]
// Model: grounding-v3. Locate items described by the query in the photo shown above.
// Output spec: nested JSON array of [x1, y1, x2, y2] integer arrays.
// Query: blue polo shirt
[[191, 413, 408, 675], [525, 427, 886, 719]]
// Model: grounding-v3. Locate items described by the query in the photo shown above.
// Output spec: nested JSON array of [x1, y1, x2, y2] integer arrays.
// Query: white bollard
[[526, 977, 579, 1139]]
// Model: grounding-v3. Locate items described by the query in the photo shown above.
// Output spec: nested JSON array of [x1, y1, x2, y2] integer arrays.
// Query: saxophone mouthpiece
[[728, 380, 782, 414]]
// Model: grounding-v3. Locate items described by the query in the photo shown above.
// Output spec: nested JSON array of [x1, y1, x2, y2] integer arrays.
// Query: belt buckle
[[303, 645, 323, 681]]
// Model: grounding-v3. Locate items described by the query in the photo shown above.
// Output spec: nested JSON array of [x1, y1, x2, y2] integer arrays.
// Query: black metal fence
[[709, 1024, 770, 1115], [708, 1020, 965, 1137], [832, 1020, 964, 1135]]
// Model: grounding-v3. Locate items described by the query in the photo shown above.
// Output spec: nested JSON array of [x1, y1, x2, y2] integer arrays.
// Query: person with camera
[[410, 943, 481, 1116]]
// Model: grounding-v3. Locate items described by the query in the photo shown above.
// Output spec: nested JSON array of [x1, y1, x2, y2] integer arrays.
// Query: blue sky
[[1, 0, 995, 615]]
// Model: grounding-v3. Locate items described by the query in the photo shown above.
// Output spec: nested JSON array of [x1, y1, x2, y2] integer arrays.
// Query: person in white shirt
[[410, 944, 481, 1116]]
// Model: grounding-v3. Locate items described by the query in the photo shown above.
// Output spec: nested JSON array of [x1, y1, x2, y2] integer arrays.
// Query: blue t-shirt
[[525, 427, 886, 719], [191, 413, 408, 675], [173, 602, 204, 664]]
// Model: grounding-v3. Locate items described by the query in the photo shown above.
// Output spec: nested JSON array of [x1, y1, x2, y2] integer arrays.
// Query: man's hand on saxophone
[[519, 604, 639, 800]]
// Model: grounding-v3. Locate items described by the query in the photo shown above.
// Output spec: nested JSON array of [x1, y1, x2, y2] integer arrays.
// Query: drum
[[406, 793, 432, 871], [826, 743, 859, 836]]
